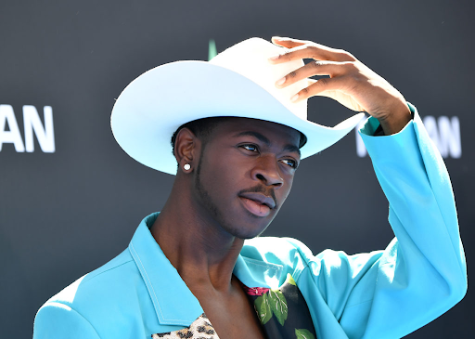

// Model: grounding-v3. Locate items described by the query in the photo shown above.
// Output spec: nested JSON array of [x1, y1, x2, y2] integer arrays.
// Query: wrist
[[377, 101, 412, 135]]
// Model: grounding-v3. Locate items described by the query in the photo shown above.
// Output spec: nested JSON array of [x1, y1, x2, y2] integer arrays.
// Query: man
[[33, 37, 467, 339]]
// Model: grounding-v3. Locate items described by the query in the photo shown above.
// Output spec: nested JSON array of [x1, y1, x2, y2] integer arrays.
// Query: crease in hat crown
[[209, 38, 309, 120], [110, 37, 365, 175]]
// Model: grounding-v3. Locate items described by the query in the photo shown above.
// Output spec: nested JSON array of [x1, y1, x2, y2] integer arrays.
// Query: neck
[[150, 177, 244, 292]]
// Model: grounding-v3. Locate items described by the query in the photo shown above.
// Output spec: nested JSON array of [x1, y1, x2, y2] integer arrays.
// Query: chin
[[223, 215, 274, 240], [230, 229, 266, 240]]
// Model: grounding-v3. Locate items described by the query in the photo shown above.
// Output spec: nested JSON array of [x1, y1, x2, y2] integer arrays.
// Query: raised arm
[[266, 37, 467, 338]]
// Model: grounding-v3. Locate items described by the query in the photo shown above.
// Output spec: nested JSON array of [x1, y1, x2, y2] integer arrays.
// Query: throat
[[188, 276, 267, 339], [150, 209, 245, 291]]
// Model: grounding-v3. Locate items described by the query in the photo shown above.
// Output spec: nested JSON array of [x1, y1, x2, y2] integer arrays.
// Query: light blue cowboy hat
[[111, 38, 364, 175]]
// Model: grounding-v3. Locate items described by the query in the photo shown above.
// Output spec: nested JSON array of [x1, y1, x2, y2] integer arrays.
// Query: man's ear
[[174, 128, 199, 172]]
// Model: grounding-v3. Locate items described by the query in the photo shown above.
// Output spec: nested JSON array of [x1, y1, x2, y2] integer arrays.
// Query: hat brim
[[111, 61, 365, 175]]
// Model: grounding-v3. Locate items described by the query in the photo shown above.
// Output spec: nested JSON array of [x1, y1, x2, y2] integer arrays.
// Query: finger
[[271, 36, 307, 48], [269, 42, 356, 64], [290, 76, 347, 102], [275, 60, 352, 88]]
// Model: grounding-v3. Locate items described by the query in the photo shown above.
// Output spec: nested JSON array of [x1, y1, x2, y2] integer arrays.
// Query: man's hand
[[269, 36, 411, 135]]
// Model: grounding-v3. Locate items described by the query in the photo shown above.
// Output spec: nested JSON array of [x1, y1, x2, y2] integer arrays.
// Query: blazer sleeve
[[34, 301, 101, 339], [287, 103, 467, 339]]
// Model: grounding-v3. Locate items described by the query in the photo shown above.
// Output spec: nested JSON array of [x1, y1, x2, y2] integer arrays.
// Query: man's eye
[[241, 144, 258, 152], [282, 159, 297, 169]]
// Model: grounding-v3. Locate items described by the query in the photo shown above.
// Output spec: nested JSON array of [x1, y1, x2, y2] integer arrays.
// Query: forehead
[[212, 117, 302, 146]]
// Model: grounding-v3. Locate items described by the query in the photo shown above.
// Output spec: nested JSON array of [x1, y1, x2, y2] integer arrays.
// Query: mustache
[[237, 185, 278, 208]]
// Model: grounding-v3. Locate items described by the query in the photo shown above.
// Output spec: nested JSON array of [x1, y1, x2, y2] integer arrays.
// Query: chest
[[194, 285, 266, 339], [152, 275, 318, 339]]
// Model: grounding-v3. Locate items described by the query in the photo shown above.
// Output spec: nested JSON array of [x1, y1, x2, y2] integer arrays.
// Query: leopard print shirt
[[152, 313, 218, 339]]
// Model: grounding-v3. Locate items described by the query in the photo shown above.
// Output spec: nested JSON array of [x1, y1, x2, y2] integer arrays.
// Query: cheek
[[278, 173, 295, 202], [284, 173, 295, 189], [207, 148, 251, 178], [198, 153, 243, 197]]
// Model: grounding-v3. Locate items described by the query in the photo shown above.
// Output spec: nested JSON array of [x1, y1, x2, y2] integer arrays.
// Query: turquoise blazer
[[33, 105, 467, 339]]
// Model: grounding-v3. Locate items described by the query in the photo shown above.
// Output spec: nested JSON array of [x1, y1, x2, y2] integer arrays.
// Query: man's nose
[[251, 156, 284, 188]]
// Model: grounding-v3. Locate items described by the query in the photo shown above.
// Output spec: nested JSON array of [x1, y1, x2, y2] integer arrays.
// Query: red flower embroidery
[[242, 286, 270, 296]]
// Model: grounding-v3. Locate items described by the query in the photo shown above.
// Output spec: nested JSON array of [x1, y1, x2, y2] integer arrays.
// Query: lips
[[239, 192, 276, 217], [239, 192, 276, 209]]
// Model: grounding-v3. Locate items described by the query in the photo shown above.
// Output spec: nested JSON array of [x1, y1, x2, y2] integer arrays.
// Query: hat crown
[[209, 38, 308, 120]]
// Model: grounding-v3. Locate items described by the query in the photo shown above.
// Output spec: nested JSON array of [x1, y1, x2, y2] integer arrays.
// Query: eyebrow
[[235, 131, 301, 157]]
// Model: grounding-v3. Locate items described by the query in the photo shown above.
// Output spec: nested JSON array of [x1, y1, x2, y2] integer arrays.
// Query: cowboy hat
[[111, 37, 364, 175]]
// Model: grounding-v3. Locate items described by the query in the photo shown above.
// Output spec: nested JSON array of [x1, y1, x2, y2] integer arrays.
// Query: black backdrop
[[1, 1, 474, 338]]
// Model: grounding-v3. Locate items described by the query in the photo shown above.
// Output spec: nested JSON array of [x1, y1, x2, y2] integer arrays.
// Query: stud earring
[[183, 164, 191, 171]]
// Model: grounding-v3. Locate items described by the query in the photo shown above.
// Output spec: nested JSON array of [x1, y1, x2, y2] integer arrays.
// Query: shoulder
[[241, 236, 315, 266], [45, 249, 137, 308], [34, 248, 150, 337], [241, 236, 384, 275]]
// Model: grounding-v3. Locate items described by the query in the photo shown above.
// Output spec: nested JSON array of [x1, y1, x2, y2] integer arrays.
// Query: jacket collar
[[128, 212, 283, 327]]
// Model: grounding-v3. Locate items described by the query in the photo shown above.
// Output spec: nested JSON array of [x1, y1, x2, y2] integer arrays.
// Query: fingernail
[[290, 94, 299, 102], [268, 55, 279, 61], [276, 77, 286, 86]]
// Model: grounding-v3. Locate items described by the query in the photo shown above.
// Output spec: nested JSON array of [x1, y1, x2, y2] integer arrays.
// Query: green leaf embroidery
[[268, 289, 288, 326], [295, 329, 315, 339], [286, 273, 297, 286], [254, 293, 272, 325]]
